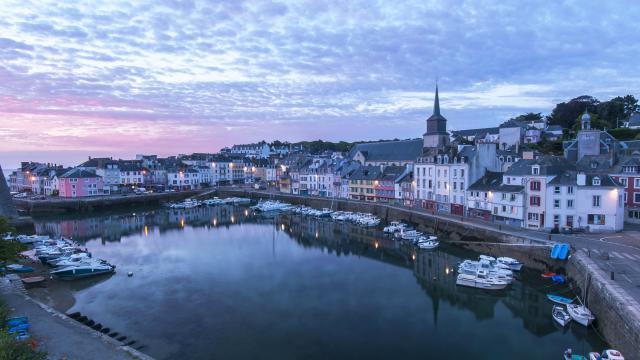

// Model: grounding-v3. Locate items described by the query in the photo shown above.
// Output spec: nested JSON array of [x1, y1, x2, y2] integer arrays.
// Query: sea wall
[[566, 252, 640, 360], [13, 190, 202, 215]]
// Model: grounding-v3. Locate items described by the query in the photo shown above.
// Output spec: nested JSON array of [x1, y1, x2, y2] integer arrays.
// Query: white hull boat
[[496, 257, 524, 271], [456, 270, 509, 290], [552, 305, 571, 327], [588, 350, 624, 360], [417, 240, 439, 249], [566, 304, 595, 326]]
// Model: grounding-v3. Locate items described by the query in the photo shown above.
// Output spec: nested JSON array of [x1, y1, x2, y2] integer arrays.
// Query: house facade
[[58, 169, 103, 198]]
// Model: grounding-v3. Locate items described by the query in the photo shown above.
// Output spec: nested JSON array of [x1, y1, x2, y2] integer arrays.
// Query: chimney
[[577, 172, 586, 186]]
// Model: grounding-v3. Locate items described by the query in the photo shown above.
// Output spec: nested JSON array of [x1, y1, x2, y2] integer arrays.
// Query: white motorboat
[[203, 197, 225, 206], [16, 234, 50, 244], [458, 260, 513, 283], [417, 239, 439, 249], [496, 256, 524, 271], [566, 303, 595, 326], [49, 252, 92, 267], [383, 221, 407, 233], [398, 229, 422, 240], [456, 270, 509, 290], [51, 260, 115, 280], [552, 305, 571, 327], [589, 350, 625, 360]]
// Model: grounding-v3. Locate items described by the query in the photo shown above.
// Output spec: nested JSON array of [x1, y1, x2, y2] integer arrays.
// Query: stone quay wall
[[13, 190, 202, 215]]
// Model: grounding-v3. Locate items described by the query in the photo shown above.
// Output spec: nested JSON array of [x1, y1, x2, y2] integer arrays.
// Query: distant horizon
[[1, 1, 639, 170]]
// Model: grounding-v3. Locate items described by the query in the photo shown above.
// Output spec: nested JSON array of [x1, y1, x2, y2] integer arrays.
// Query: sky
[[0, 0, 639, 169]]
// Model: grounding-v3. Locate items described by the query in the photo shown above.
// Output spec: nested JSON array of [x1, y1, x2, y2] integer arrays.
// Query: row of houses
[[8, 88, 640, 232]]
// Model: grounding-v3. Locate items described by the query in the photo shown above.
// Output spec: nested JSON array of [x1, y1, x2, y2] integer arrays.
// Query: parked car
[[12, 193, 28, 198]]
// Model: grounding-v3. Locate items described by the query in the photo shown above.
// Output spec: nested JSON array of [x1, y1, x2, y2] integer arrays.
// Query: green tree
[[0, 217, 23, 264], [547, 95, 599, 129], [507, 112, 543, 124]]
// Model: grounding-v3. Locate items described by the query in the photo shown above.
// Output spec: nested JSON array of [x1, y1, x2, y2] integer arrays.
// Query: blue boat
[[6, 316, 28, 327], [547, 294, 574, 304], [558, 244, 570, 260], [6, 264, 34, 273], [551, 275, 566, 284]]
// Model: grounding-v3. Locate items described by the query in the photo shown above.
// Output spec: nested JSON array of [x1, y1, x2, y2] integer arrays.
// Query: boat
[[21, 276, 46, 286], [16, 235, 50, 244], [398, 229, 422, 240], [456, 270, 509, 290], [542, 271, 556, 278], [383, 221, 407, 233], [496, 257, 523, 271], [203, 198, 225, 206], [50, 252, 93, 267], [547, 294, 574, 305], [588, 350, 625, 360], [6, 264, 34, 273], [566, 303, 595, 326], [551, 275, 566, 284], [50, 261, 115, 280], [417, 240, 439, 249], [552, 305, 571, 327], [459, 259, 514, 278]]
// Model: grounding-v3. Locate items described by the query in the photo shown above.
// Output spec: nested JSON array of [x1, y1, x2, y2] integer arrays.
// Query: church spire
[[433, 83, 440, 116]]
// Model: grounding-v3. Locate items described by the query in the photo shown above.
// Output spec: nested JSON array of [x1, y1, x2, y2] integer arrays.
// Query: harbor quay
[[218, 188, 640, 359]]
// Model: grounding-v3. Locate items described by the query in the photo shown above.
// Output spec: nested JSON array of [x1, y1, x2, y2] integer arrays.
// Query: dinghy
[[552, 305, 571, 327], [547, 294, 574, 305], [6, 264, 34, 273], [21, 276, 46, 286], [542, 271, 556, 278]]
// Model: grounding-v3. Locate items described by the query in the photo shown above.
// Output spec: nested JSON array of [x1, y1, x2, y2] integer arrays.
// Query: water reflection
[[33, 207, 606, 360]]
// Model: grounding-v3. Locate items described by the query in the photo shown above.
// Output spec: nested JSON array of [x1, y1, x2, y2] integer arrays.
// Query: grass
[[0, 299, 47, 360]]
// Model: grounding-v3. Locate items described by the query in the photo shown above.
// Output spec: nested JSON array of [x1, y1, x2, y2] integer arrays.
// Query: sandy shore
[[13, 258, 77, 313]]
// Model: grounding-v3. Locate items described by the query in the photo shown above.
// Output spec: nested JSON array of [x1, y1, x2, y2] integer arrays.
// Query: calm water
[[33, 205, 606, 359]]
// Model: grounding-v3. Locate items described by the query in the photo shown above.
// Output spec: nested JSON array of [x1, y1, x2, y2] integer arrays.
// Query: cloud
[[0, 0, 639, 168]]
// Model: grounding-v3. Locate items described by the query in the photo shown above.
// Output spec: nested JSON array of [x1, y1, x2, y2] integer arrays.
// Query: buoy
[[127, 272, 133, 277]]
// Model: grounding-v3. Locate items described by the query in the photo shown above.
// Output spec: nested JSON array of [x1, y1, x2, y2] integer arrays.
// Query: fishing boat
[[566, 303, 595, 326], [50, 261, 115, 280], [6, 264, 34, 273], [547, 294, 574, 305], [552, 305, 571, 327], [588, 350, 625, 360], [496, 256, 523, 271], [456, 270, 509, 290]]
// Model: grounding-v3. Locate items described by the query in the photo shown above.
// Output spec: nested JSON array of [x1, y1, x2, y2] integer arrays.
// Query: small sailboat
[[566, 303, 595, 326], [588, 349, 624, 360], [552, 305, 571, 327], [547, 294, 574, 305]]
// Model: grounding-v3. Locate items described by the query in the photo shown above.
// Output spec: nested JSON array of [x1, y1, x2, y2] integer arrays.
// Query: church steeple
[[433, 83, 440, 116], [423, 83, 449, 149]]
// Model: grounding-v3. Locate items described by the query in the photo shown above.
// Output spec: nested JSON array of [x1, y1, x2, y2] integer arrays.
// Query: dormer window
[[591, 162, 598, 169], [499, 156, 504, 162], [532, 166, 540, 175], [507, 156, 512, 163], [592, 177, 601, 186]]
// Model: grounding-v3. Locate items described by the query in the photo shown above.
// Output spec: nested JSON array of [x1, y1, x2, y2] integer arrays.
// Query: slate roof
[[548, 172, 621, 187], [349, 166, 382, 180], [576, 155, 613, 173], [379, 165, 407, 181], [349, 139, 423, 162], [60, 168, 101, 179], [468, 171, 524, 192], [505, 156, 574, 176], [451, 127, 499, 137], [546, 125, 563, 132]]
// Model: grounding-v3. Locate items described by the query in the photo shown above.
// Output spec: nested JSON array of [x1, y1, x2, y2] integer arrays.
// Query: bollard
[[611, 271, 615, 281]]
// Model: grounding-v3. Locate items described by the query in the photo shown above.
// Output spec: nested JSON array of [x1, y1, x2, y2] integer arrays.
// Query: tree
[[547, 95, 599, 129], [0, 217, 23, 264], [570, 112, 609, 133], [509, 112, 543, 123]]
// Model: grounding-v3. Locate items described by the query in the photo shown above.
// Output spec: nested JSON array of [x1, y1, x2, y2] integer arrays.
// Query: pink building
[[58, 169, 104, 198]]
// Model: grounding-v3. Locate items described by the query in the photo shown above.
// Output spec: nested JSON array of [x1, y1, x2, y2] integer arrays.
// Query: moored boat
[[50, 261, 115, 280], [456, 270, 509, 290], [416, 239, 439, 249], [6, 264, 35, 273], [588, 349, 624, 360], [21, 276, 46, 286], [547, 294, 574, 305], [552, 305, 571, 327], [496, 256, 523, 271], [566, 303, 595, 326]]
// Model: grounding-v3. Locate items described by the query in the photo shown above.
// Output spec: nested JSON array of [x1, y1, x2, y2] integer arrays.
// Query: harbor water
[[32, 205, 607, 359]]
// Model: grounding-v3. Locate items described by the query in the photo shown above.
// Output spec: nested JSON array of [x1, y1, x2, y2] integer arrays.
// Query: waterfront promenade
[[1, 275, 152, 360]]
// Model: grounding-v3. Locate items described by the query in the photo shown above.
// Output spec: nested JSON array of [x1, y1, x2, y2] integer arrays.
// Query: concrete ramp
[[0, 164, 17, 218]]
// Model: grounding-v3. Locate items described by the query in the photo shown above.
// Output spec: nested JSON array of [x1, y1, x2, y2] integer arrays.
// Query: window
[[530, 181, 541, 191], [502, 193, 507, 200], [530, 196, 541, 206], [635, 179, 640, 188], [592, 177, 601, 186], [567, 186, 574, 194], [566, 215, 574, 227], [502, 205, 507, 212], [453, 182, 457, 190], [506, 177, 511, 184], [460, 169, 465, 177], [532, 166, 540, 175], [554, 199, 560, 208], [554, 186, 560, 194], [593, 195, 601, 207], [510, 194, 516, 201], [588, 214, 606, 225], [553, 215, 560, 226], [453, 169, 457, 177], [528, 213, 539, 221], [567, 199, 574, 208], [461, 182, 464, 189], [619, 178, 628, 187], [634, 193, 640, 203], [437, 169, 441, 177]]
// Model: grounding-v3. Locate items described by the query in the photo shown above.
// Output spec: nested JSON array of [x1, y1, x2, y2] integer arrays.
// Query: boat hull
[[52, 267, 114, 280]]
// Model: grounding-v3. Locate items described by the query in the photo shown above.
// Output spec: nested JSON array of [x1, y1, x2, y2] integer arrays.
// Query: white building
[[466, 171, 525, 227]]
